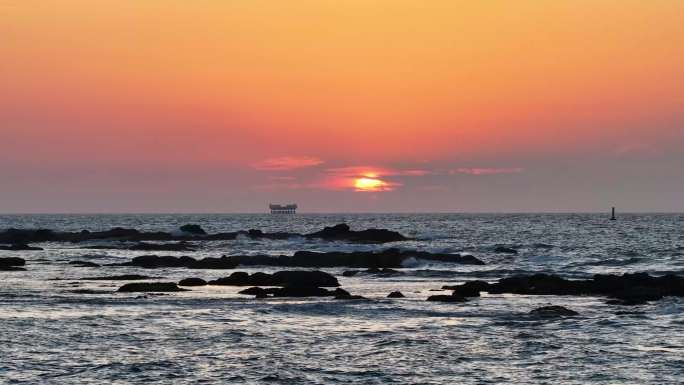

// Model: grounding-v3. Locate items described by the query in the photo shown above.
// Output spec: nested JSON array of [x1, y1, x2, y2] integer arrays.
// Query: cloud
[[325, 166, 431, 178], [451, 167, 524, 175], [252, 156, 324, 171], [316, 166, 414, 192]]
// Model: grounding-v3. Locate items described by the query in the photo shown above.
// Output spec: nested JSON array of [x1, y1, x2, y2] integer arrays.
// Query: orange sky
[[1, 1, 683, 212]]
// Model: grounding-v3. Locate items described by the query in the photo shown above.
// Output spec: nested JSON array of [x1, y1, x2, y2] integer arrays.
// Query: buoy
[[610, 207, 616, 221]]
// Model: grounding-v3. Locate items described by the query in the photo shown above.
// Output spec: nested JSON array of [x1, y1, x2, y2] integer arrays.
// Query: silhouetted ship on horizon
[[269, 203, 297, 214]]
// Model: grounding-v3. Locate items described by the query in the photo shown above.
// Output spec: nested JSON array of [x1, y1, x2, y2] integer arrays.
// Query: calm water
[[1, 214, 683, 384]]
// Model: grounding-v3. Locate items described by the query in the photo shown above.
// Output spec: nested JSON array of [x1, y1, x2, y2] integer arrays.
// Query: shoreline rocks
[[178, 278, 207, 286], [0, 257, 26, 271], [0, 243, 43, 251], [304, 223, 407, 243], [115, 248, 485, 270], [117, 282, 186, 292], [443, 273, 684, 305], [530, 305, 578, 317], [0, 223, 409, 245], [208, 270, 340, 288], [427, 294, 467, 303]]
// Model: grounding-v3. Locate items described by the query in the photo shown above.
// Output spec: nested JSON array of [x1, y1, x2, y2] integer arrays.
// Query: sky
[[1, 0, 683, 213]]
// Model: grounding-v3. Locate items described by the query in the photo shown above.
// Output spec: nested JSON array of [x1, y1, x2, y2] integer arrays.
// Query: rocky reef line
[[0, 223, 408, 247], [112, 248, 485, 269]]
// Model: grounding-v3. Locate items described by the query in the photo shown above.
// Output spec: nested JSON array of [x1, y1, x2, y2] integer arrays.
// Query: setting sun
[[354, 177, 389, 192]]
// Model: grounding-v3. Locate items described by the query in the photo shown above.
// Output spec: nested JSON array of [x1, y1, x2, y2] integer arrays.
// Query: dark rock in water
[[0, 257, 26, 268], [0, 224, 406, 244], [82, 274, 156, 281], [270, 287, 334, 297], [305, 223, 408, 243], [0, 228, 56, 244], [234, 285, 338, 298], [387, 291, 405, 298], [0, 243, 43, 251], [0, 266, 27, 271], [1, 257, 27, 271], [117, 255, 238, 270], [178, 278, 207, 286], [247, 229, 264, 238], [227, 248, 484, 268], [69, 289, 110, 295], [530, 306, 578, 317], [494, 246, 518, 254], [179, 224, 206, 235], [606, 286, 665, 305], [442, 280, 490, 297], [273, 270, 340, 287], [427, 294, 467, 303], [238, 287, 268, 296], [342, 270, 359, 277], [333, 288, 350, 297], [209, 270, 339, 288], [334, 294, 367, 300], [117, 282, 187, 292], [131, 248, 453, 270], [69, 261, 101, 267], [486, 273, 684, 304]]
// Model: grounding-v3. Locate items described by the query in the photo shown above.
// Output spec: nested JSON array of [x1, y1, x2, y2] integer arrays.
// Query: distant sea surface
[[1, 214, 683, 384]]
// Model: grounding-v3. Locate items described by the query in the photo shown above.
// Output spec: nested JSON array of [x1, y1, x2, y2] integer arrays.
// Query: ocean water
[[1, 213, 683, 384]]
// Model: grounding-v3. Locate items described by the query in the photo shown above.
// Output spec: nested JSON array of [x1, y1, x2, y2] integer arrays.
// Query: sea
[[1, 213, 683, 384]]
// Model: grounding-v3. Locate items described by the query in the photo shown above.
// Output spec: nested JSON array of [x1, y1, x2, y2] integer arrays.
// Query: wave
[[569, 257, 645, 267]]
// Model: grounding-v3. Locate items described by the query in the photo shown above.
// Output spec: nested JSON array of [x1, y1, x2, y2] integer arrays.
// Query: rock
[[82, 274, 155, 280], [0, 257, 26, 268], [272, 270, 340, 287], [118, 255, 238, 269], [486, 273, 684, 304], [387, 291, 405, 298], [178, 278, 207, 286], [530, 306, 578, 317], [305, 223, 408, 243], [69, 261, 101, 267], [0, 224, 408, 244], [238, 287, 268, 296], [247, 229, 264, 237], [0, 243, 43, 251], [442, 280, 490, 297], [494, 246, 518, 254], [68, 289, 110, 295], [237, 248, 485, 268], [0, 266, 26, 271], [342, 270, 359, 277], [179, 224, 206, 235], [208, 270, 339, 287], [117, 282, 187, 292], [333, 288, 350, 296], [334, 294, 367, 300], [427, 294, 468, 303], [270, 287, 334, 297]]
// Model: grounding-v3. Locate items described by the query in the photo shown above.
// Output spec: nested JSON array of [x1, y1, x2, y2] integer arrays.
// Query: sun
[[354, 177, 388, 192]]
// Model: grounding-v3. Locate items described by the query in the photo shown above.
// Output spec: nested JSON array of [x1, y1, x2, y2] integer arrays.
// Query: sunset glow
[[354, 178, 391, 192], [1, 1, 683, 212]]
